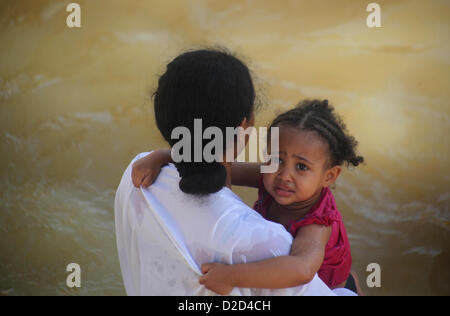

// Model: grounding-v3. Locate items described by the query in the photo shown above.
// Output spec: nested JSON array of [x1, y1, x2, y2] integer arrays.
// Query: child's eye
[[296, 163, 308, 171]]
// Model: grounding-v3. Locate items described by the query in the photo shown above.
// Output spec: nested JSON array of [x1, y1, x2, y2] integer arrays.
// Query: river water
[[0, 0, 449, 295]]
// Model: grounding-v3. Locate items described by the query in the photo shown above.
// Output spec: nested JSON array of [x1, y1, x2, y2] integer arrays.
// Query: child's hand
[[199, 263, 234, 296], [132, 150, 171, 188]]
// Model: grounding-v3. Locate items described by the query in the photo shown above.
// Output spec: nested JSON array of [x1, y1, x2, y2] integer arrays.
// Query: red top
[[253, 178, 352, 287]]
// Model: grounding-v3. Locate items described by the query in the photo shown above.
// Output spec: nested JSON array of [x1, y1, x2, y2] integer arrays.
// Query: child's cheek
[[262, 172, 275, 194]]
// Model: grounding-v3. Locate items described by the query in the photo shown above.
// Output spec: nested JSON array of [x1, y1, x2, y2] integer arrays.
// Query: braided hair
[[154, 49, 255, 196], [269, 99, 364, 168]]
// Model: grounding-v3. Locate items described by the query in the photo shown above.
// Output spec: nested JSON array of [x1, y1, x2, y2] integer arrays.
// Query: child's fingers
[[131, 163, 139, 187], [198, 275, 206, 285], [131, 165, 144, 188], [141, 174, 154, 187], [201, 263, 212, 274], [132, 173, 143, 188]]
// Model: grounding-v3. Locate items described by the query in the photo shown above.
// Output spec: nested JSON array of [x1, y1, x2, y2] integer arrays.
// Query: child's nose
[[277, 166, 293, 182]]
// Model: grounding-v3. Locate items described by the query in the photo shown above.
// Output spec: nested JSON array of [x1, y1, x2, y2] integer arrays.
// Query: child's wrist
[[225, 264, 238, 287], [152, 149, 172, 165], [159, 149, 172, 164]]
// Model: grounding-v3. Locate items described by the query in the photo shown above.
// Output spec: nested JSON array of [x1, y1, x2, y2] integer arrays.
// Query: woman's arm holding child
[[199, 224, 331, 295]]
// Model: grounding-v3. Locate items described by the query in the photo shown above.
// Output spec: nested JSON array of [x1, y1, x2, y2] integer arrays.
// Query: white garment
[[115, 152, 342, 296]]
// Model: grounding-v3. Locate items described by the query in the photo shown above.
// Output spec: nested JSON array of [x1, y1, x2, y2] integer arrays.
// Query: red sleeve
[[252, 175, 272, 218], [288, 187, 340, 235]]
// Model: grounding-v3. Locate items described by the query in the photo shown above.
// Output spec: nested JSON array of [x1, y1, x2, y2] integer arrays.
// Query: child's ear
[[323, 165, 341, 187]]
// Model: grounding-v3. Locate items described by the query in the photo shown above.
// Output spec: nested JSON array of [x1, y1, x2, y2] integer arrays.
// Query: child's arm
[[131, 149, 172, 187], [230, 162, 262, 188], [199, 224, 331, 295], [132, 149, 262, 188]]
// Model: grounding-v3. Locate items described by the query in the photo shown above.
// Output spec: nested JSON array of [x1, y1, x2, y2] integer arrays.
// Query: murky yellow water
[[0, 0, 449, 295]]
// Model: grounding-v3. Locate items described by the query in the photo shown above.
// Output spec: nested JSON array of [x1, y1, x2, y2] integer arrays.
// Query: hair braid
[[269, 99, 364, 168]]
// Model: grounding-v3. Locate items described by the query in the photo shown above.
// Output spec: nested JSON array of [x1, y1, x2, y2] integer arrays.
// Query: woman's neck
[[221, 162, 232, 189]]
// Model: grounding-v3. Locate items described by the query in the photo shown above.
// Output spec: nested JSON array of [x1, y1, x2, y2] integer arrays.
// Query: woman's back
[[115, 152, 337, 295]]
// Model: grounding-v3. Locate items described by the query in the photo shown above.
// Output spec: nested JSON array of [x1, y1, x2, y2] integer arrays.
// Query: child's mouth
[[274, 185, 294, 197]]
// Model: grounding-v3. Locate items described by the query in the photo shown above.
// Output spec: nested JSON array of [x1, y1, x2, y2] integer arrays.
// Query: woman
[[114, 49, 348, 295]]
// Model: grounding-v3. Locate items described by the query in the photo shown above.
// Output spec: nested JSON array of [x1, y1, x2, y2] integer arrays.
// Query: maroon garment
[[253, 178, 352, 287]]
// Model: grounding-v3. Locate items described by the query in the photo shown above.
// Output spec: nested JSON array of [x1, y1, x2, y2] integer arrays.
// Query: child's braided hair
[[269, 99, 364, 168]]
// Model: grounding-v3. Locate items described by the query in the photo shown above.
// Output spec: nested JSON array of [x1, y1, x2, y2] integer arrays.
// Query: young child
[[132, 99, 364, 295]]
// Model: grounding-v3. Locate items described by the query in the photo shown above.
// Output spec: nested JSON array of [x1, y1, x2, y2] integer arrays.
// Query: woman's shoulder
[[215, 187, 280, 227], [213, 188, 294, 257], [227, 212, 294, 263]]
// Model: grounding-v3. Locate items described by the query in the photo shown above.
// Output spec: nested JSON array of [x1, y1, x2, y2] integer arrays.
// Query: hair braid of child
[[269, 99, 364, 168]]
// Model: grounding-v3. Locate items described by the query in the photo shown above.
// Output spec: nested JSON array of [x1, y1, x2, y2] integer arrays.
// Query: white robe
[[115, 152, 355, 296]]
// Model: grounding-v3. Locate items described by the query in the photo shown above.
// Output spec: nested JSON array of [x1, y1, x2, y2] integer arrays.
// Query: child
[[132, 99, 364, 295]]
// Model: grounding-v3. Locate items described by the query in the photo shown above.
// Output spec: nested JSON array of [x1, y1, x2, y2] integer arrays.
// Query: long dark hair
[[153, 49, 255, 195]]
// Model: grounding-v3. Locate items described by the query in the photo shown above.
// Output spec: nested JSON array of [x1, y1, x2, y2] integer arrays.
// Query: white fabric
[[115, 152, 339, 296], [331, 288, 358, 296]]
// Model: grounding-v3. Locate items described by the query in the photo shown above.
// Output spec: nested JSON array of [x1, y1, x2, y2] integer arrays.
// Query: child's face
[[263, 126, 338, 206]]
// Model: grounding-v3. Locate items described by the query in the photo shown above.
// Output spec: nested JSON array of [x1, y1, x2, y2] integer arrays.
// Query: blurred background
[[0, 0, 449, 295]]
